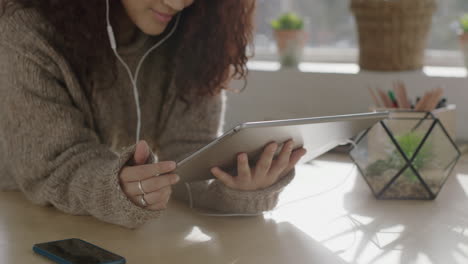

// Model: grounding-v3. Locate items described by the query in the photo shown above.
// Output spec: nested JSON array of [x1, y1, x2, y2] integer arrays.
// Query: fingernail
[[173, 175, 180, 183], [211, 167, 218, 173], [169, 161, 176, 169]]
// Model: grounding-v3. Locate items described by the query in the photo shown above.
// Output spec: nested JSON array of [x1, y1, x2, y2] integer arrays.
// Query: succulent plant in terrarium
[[366, 131, 433, 181]]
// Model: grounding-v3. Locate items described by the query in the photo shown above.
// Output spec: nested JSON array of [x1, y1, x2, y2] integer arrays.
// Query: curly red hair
[[1, 0, 255, 99]]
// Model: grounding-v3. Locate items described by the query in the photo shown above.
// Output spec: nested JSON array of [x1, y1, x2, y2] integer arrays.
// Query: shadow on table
[[0, 192, 345, 264], [141, 203, 348, 264], [324, 163, 468, 264]]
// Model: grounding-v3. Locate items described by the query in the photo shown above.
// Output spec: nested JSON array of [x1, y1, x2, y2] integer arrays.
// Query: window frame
[[252, 46, 465, 68]]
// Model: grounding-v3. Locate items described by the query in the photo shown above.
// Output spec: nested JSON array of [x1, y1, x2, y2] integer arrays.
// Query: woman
[[0, 0, 306, 228]]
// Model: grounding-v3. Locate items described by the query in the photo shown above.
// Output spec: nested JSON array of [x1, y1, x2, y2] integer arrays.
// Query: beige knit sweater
[[0, 9, 293, 228]]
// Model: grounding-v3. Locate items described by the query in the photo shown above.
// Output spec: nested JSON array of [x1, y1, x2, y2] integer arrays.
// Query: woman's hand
[[211, 140, 306, 191], [119, 141, 179, 210]]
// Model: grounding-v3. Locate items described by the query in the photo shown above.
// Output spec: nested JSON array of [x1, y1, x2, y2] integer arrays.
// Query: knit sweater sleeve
[[157, 92, 294, 214], [0, 47, 160, 228]]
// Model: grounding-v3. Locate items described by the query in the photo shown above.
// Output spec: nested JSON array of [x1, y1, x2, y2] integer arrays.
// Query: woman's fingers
[[280, 148, 307, 178], [122, 174, 179, 196], [132, 140, 150, 165], [288, 148, 307, 168], [142, 174, 179, 192], [128, 186, 173, 211], [254, 142, 278, 180], [237, 153, 251, 180], [143, 186, 172, 205], [211, 167, 235, 187], [209, 141, 306, 192], [120, 161, 176, 182], [268, 140, 294, 181]]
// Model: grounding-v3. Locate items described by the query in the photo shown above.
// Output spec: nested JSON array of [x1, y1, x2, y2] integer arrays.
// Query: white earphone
[[105, 0, 181, 143]]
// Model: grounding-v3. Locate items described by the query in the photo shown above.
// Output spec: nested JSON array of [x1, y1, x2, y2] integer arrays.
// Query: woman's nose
[[162, 0, 186, 11]]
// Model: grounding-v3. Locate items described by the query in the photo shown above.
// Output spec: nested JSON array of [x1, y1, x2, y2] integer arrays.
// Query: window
[[430, 0, 468, 50], [254, 0, 468, 66]]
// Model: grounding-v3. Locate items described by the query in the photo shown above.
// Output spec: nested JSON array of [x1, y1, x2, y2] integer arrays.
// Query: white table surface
[[2, 152, 468, 264]]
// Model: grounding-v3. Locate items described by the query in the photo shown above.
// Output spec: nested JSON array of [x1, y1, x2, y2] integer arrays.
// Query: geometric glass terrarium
[[350, 111, 461, 200]]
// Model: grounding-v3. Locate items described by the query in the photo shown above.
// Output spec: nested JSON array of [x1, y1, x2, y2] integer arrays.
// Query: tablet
[[175, 112, 389, 183]]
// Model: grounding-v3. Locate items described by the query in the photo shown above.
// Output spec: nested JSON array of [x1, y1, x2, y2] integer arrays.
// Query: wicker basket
[[351, 0, 437, 71]]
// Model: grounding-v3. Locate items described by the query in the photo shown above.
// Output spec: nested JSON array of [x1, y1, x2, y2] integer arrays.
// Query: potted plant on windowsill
[[459, 14, 468, 69], [271, 12, 307, 68]]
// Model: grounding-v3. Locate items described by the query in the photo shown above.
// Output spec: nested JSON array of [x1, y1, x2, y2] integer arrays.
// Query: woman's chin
[[140, 24, 166, 36]]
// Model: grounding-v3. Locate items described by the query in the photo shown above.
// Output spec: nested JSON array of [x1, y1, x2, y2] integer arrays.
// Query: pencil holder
[[350, 106, 460, 200]]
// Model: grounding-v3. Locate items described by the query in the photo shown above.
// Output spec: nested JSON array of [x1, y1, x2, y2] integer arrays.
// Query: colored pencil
[[377, 88, 394, 108], [368, 86, 381, 108]]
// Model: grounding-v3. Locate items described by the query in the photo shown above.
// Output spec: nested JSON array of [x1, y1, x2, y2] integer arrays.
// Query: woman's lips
[[151, 9, 173, 23]]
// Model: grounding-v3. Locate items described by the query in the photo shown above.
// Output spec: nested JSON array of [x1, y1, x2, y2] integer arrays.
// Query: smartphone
[[33, 238, 126, 264]]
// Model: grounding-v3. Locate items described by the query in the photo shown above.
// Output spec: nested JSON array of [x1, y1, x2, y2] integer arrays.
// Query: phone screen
[[34, 238, 124, 264]]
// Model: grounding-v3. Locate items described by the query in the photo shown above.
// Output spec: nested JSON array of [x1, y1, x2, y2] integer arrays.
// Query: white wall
[[225, 68, 468, 141]]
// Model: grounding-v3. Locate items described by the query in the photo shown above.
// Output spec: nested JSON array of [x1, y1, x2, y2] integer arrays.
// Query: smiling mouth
[[151, 9, 174, 23]]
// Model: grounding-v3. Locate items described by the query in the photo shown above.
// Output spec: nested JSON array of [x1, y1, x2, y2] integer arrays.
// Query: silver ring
[[140, 195, 148, 207], [138, 181, 146, 195]]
